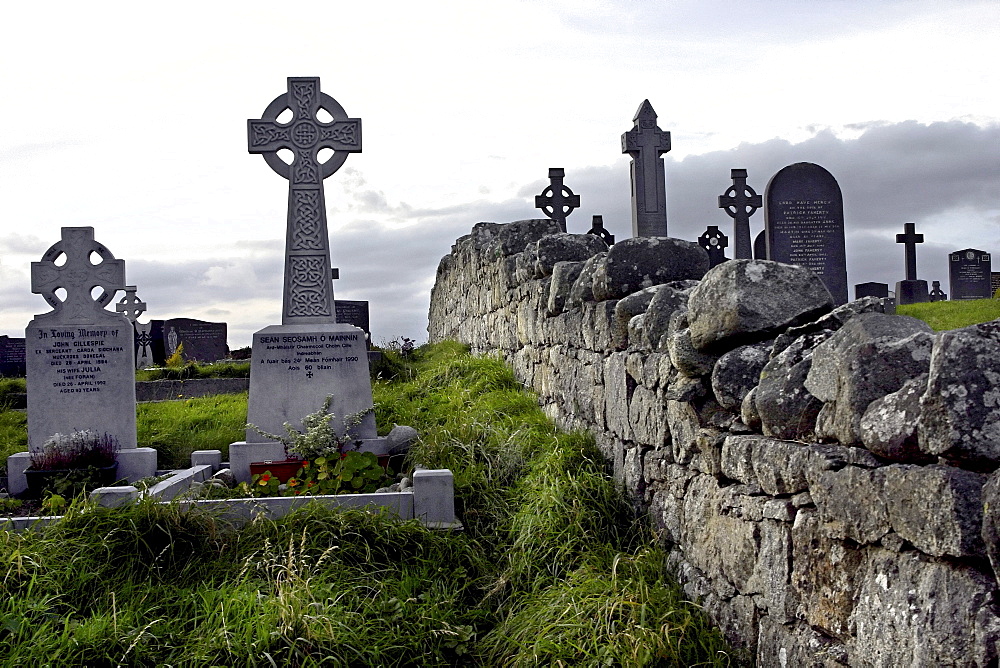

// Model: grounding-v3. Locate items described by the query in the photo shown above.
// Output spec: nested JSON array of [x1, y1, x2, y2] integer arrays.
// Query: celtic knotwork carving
[[292, 192, 323, 250], [321, 123, 358, 146], [293, 151, 318, 184], [292, 81, 316, 117], [251, 124, 290, 146], [288, 256, 331, 317]]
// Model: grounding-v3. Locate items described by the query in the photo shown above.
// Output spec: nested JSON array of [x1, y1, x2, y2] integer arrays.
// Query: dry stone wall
[[428, 219, 1000, 667]]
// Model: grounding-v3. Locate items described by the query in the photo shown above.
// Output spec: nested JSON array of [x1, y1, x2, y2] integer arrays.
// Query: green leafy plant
[[165, 342, 186, 368], [285, 451, 388, 496], [247, 395, 374, 462], [40, 492, 67, 515]]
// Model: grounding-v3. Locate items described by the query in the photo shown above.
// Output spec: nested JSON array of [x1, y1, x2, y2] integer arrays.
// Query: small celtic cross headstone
[[534, 168, 580, 231], [587, 215, 615, 246], [895, 222, 924, 282], [718, 169, 762, 260], [929, 281, 948, 302], [116, 286, 147, 324], [248, 76, 361, 324], [621, 100, 670, 237], [30, 227, 125, 323], [698, 225, 729, 268]]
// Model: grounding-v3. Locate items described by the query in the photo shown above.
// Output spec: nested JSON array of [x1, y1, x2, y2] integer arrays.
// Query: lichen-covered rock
[[771, 296, 887, 356], [611, 285, 663, 350], [486, 218, 561, 258], [668, 327, 720, 378], [534, 233, 607, 277], [565, 252, 607, 310], [711, 341, 772, 412], [859, 374, 933, 462], [918, 319, 1000, 466], [811, 466, 890, 544], [883, 464, 985, 558], [546, 260, 585, 316], [756, 331, 830, 441], [641, 280, 699, 351], [687, 260, 834, 353], [982, 470, 1000, 580], [806, 312, 934, 446], [591, 237, 708, 302], [740, 386, 762, 432]]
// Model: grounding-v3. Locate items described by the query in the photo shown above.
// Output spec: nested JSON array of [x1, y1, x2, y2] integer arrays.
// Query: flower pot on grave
[[249, 459, 306, 483], [24, 462, 119, 499]]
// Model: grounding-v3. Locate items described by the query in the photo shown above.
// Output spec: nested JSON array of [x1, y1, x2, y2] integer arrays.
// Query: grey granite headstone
[[534, 168, 579, 232], [718, 169, 762, 260], [764, 163, 848, 304], [242, 77, 377, 457], [855, 282, 889, 300], [949, 248, 992, 300], [0, 336, 26, 377], [621, 100, 670, 237], [163, 318, 228, 362], [23, 228, 141, 456], [929, 281, 948, 302], [697, 225, 729, 268], [894, 222, 929, 304], [335, 300, 371, 345]]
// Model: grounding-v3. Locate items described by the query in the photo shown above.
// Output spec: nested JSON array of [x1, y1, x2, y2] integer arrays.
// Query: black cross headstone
[[698, 225, 729, 268], [718, 169, 762, 260], [621, 100, 670, 237], [929, 281, 948, 301], [586, 215, 615, 246], [534, 168, 580, 231], [895, 222, 924, 282], [248, 77, 361, 324]]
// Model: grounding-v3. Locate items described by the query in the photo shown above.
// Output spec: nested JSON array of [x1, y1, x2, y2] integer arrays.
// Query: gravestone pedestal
[[895, 279, 929, 305]]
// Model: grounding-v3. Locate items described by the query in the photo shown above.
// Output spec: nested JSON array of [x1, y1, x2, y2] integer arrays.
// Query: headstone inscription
[[116, 285, 152, 369], [534, 168, 579, 232], [949, 248, 992, 300], [335, 300, 370, 345], [992, 272, 1000, 298], [621, 100, 670, 237], [163, 318, 228, 362], [718, 169, 762, 260], [237, 77, 377, 481], [854, 282, 889, 300], [697, 225, 729, 268], [587, 215, 615, 246], [894, 222, 929, 304], [7, 227, 157, 494], [929, 281, 948, 302], [0, 336, 26, 377], [764, 162, 848, 304]]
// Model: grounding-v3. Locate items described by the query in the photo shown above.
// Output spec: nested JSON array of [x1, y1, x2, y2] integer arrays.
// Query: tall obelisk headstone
[[236, 77, 377, 481], [621, 100, 670, 237], [764, 163, 848, 304], [7, 228, 157, 496]]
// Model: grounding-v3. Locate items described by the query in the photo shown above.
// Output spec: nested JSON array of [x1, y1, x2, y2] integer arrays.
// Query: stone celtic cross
[[534, 168, 580, 231], [698, 225, 729, 268], [622, 100, 670, 237], [116, 285, 147, 323], [587, 215, 615, 246], [896, 222, 924, 281], [718, 169, 762, 259], [30, 227, 126, 322], [248, 77, 361, 324]]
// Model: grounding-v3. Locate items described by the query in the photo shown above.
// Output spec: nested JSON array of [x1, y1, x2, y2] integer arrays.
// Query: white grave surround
[[230, 323, 386, 482]]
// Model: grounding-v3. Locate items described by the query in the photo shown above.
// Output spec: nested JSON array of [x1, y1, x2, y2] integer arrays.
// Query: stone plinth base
[[229, 437, 388, 483], [896, 279, 929, 305], [6, 447, 157, 497]]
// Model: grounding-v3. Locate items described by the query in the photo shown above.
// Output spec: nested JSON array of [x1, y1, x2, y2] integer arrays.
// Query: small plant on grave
[[284, 451, 389, 496], [246, 394, 375, 462], [40, 492, 68, 515], [165, 342, 186, 368], [30, 430, 117, 470], [243, 469, 281, 497]]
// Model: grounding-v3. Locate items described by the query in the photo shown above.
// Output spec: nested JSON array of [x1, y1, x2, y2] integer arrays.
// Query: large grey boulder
[[591, 237, 708, 302], [565, 252, 608, 310], [918, 319, 1000, 466], [547, 261, 585, 316], [755, 331, 830, 441], [711, 342, 772, 412], [806, 312, 934, 446], [534, 233, 607, 277], [687, 260, 834, 353], [859, 374, 933, 462]]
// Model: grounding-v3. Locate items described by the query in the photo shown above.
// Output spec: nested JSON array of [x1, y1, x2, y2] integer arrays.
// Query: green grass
[[0, 342, 743, 666], [136, 393, 248, 468], [899, 297, 1000, 331]]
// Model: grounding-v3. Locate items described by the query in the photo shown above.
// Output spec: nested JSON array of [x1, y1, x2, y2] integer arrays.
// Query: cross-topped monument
[[718, 169, 762, 259], [31, 228, 125, 323], [116, 285, 153, 369], [698, 225, 729, 268], [248, 76, 361, 325], [534, 168, 580, 231], [116, 285, 147, 323], [587, 215, 615, 246], [895, 222, 929, 304], [621, 100, 670, 237]]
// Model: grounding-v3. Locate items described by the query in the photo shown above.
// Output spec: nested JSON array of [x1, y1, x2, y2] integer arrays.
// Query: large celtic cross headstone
[[534, 168, 580, 232], [248, 76, 361, 325], [718, 169, 762, 260], [621, 99, 670, 237], [30, 228, 125, 323]]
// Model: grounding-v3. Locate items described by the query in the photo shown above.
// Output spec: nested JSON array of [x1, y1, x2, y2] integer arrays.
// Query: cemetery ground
[[0, 342, 742, 666]]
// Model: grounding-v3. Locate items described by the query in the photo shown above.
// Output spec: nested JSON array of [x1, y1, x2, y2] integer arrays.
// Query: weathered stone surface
[[546, 260, 585, 316], [771, 296, 886, 357], [883, 464, 985, 558], [628, 384, 668, 448], [711, 341, 772, 411], [534, 233, 607, 277], [515, 243, 539, 282], [806, 313, 934, 446], [811, 466, 890, 544], [918, 319, 1000, 466], [486, 218, 561, 257], [668, 327, 719, 378], [740, 386, 762, 432], [641, 280, 699, 350], [983, 470, 1000, 580], [592, 237, 708, 302], [566, 252, 608, 310], [612, 286, 662, 350], [687, 259, 834, 353], [859, 374, 933, 462], [756, 616, 849, 667], [756, 331, 828, 441]]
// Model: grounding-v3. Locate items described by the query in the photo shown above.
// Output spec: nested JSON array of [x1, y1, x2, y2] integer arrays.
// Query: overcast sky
[[1, 0, 997, 348]]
